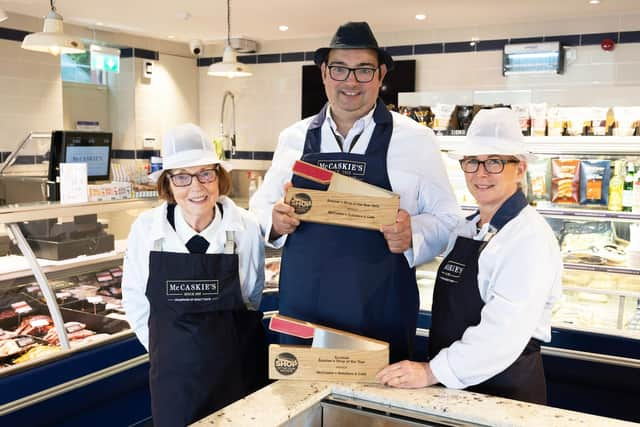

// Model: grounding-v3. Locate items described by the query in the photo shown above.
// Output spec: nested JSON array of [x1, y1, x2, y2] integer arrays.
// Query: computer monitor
[[47, 131, 112, 201], [48, 131, 112, 182]]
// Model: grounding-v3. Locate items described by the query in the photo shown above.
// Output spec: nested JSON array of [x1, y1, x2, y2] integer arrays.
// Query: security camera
[[189, 39, 203, 57]]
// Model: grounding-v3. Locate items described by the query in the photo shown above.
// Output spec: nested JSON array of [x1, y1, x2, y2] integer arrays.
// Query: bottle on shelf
[[622, 161, 635, 212], [608, 160, 624, 212], [633, 170, 640, 213]]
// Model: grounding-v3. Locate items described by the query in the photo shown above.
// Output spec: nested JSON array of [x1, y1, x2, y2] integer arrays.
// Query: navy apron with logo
[[145, 204, 268, 427], [429, 191, 547, 405], [279, 99, 418, 363]]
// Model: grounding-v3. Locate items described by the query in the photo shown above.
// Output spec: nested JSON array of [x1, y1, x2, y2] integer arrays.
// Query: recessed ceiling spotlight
[[415, 14, 427, 21], [168, 35, 175, 39], [278, 25, 289, 32], [96, 22, 104, 26], [589, 0, 600, 4]]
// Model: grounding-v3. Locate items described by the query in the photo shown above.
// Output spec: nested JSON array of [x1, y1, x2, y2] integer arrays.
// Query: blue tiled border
[[112, 150, 160, 160], [1, 26, 638, 67], [193, 29, 639, 66]]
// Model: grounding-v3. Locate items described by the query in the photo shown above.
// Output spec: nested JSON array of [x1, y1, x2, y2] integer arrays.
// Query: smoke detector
[[229, 38, 258, 53]]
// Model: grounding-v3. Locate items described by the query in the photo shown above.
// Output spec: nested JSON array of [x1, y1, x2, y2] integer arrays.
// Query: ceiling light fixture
[[208, 0, 251, 78], [0, 8, 8, 23], [22, 0, 85, 56], [415, 14, 427, 21], [589, 0, 601, 4], [278, 25, 289, 32]]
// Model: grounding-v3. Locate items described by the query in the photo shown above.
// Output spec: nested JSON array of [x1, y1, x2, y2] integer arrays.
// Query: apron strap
[[224, 231, 236, 255]]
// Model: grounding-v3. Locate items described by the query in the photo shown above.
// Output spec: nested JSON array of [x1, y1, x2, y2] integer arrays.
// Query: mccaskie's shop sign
[[166, 280, 219, 302]]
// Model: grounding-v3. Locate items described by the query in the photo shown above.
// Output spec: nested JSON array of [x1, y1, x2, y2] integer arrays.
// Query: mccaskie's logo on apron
[[290, 193, 312, 214], [317, 160, 366, 177], [440, 261, 465, 284], [166, 280, 219, 301], [274, 352, 298, 375]]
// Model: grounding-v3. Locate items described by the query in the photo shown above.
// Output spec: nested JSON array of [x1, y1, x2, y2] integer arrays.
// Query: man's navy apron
[[279, 99, 418, 363], [145, 204, 268, 427], [429, 190, 547, 405]]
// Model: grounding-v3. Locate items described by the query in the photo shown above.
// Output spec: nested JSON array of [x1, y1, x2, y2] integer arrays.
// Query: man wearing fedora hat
[[377, 109, 562, 404], [251, 22, 459, 363], [122, 124, 268, 425]]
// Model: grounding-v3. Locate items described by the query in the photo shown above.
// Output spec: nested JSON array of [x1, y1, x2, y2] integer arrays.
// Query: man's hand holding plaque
[[285, 161, 400, 230]]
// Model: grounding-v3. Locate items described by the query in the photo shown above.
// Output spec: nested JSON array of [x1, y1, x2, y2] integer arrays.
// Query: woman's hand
[[376, 360, 438, 389]]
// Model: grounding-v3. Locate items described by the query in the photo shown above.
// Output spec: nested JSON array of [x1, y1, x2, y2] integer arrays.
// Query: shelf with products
[[0, 198, 159, 376]]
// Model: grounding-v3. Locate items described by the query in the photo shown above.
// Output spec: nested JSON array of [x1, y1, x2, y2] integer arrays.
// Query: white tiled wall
[[0, 39, 62, 153]]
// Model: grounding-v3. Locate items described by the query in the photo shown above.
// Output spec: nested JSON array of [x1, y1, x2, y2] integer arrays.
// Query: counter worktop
[[192, 380, 635, 426]]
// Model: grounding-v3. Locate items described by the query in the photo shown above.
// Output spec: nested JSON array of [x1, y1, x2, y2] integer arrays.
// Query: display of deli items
[[0, 264, 130, 372], [399, 102, 639, 136]]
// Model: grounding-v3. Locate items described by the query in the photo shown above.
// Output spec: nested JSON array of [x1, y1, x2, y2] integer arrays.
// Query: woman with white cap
[[121, 123, 267, 426], [377, 108, 562, 405]]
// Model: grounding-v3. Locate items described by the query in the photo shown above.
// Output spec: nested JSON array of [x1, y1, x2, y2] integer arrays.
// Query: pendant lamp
[[207, 0, 252, 78], [0, 8, 8, 23], [22, 0, 85, 56]]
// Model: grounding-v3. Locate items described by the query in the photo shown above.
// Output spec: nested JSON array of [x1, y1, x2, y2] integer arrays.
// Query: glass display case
[[415, 135, 640, 422], [0, 198, 157, 426]]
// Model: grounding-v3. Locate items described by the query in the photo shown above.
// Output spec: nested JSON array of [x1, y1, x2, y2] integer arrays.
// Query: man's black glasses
[[327, 65, 379, 83]]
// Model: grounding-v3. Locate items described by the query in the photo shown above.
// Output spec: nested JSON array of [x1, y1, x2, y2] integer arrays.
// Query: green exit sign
[[91, 51, 120, 73]]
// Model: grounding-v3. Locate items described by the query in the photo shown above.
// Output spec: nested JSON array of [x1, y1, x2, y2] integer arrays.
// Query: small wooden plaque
[[285, 188, 399, 230], [269, 344, 389, 382]]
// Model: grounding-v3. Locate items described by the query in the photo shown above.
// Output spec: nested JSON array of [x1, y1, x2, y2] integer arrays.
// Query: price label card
[[87, 296, 103, 304], [60, 162, 88, 204], [30, 318, 49, 328]]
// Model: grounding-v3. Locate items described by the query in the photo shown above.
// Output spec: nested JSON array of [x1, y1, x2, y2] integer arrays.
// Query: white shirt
[[249, 108, 461, 267], [121, 196, 265, 351], [429, 205, 563, 389]]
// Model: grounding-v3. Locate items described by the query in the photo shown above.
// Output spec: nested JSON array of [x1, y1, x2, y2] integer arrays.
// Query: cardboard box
[[268, 315, 389, 383]]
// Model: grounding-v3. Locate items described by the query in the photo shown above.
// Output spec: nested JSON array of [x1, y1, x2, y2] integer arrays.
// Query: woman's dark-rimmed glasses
[[168, 168, 218, 187], [327, 65, 379, 83], [459, 158, 520, 174]]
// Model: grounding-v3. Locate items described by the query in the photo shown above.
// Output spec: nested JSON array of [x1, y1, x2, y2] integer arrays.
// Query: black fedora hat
[[313, 21, 394, 71]]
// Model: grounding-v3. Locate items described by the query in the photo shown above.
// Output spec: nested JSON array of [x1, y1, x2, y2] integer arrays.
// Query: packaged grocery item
[[565, 107, 591, 136], [455, 105, 474, 135], [552, 159, 580, 204], [590, 107, 610, 136], [579, 160, 611, 205], [560, 220, 616, 253], [529, 103, 547, 136], [546, 107, 565, 136], [511, 104, 531, 136], [432, 104, 457, 133], [612, 106, 640, 136], [527, 158, 551, 202]]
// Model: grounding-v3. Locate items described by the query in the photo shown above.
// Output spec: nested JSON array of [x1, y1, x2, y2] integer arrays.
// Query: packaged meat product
[[12, 344, 61, 364], [511, 104, 531, 136], [560, 220, 616, 253], [529, 103, 547, 136], [590, 107, 610, 136], [612, 106, 640, 136], [552, 159, 580, 204], [527, 158, 552, 203], [432, 104, 457, 133], [579, 160, 611, 205], [546, 107, 565, 136], [564, 107, 591, 136], [15, 315, 53, 336]]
